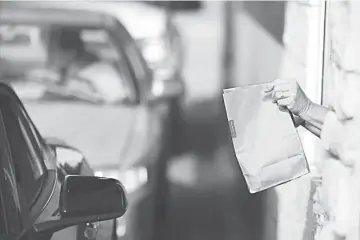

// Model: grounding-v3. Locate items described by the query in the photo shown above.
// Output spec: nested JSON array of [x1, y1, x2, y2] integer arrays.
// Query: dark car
[[0, 3, 174, 240], [0, 82, 127, 240]]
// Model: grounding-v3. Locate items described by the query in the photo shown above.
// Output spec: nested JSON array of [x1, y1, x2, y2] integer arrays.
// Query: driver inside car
[[28, 26, 128, 103]]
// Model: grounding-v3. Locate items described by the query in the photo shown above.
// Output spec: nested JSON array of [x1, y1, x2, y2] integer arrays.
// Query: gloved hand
[[264, 79, 312, 117]]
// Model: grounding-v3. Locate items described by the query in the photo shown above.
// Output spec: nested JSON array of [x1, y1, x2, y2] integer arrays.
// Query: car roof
[[0, 1, 121, 27], [0, 1, 167, 39]]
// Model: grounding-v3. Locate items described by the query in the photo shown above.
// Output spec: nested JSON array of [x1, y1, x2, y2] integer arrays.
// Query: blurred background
[[156, 2, 265, 240], [0, 1, 329, 240]]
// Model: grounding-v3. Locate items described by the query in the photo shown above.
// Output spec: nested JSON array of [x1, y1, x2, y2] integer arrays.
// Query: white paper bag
[[223, 84, 309, 193]]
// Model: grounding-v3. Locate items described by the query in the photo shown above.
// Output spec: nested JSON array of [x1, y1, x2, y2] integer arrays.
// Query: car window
[[0, 95, 47, 209], [0, 24, 137, 103]]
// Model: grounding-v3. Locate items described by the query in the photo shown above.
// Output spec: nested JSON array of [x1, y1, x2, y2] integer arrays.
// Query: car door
[[0, 84, 97, 240], [78, 27, 151, 171]]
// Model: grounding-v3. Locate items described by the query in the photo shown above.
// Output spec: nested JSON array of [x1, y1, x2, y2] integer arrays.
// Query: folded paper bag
[[223, 84, 309, 193]]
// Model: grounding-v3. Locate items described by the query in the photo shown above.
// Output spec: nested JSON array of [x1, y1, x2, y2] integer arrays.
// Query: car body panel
[[26, 101, 164, 171], [24, 102, 137, 169]]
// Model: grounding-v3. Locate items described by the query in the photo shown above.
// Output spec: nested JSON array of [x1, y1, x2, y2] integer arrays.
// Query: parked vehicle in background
[[0, 82, 127, 240], [112, 0, 188, 155], [112, 1, 186, 101], [0, 2, 175, 240], [62, 0, 187, 137]]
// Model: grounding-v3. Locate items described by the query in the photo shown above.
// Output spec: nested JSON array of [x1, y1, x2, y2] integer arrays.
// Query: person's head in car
[[46, 27, 86, 69]]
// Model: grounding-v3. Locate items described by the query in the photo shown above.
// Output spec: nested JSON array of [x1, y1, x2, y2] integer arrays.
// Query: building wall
[[322, 1, 360, 107], [319, 2, 360, 239]]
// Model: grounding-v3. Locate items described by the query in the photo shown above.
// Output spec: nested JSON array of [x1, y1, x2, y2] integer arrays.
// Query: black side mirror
[[60, 175, 127, 219], [34, 175, 127, 232]]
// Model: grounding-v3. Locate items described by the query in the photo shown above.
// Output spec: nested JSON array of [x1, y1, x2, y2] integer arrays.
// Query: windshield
[[0, 24, 135, 104]]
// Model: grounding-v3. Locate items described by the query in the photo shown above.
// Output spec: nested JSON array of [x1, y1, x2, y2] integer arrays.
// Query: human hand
[[264, 79, 312, 116]]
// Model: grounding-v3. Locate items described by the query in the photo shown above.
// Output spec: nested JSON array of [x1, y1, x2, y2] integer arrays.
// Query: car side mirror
[[34, 175, 127, 232], [60, 175, 127, 219]]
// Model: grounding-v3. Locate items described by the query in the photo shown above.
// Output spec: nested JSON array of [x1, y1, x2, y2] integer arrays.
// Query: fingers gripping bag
[[223, 84, 309, 193]]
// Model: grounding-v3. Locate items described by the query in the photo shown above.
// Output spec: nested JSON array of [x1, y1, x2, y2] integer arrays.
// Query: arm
[[298, 103, 331, 138], [301, 121, 322, 138], [265, 79, 332, 138], [291, 112, 322, 137]]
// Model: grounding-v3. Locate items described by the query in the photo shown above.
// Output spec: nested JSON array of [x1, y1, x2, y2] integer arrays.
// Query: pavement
[[158, 2, 267, 240]]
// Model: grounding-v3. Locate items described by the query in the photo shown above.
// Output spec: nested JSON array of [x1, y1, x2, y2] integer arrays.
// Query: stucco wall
[[319, 2, 360, 239], [323, 1, 360, 107]]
